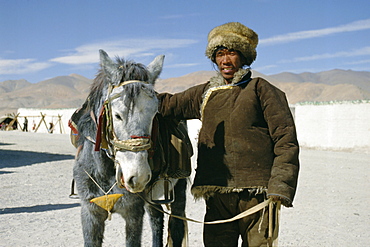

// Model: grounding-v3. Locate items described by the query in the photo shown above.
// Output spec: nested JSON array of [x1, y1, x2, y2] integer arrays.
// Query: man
[[159, 22, 299, 246], [22, 117, 28, 132]]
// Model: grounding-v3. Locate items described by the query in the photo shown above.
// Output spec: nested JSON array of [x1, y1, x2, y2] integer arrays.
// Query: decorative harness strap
[[111, 137, 151, 152], [94, 80, 153, 158]]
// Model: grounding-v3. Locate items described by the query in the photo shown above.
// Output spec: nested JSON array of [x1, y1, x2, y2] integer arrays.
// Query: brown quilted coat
[[158, 71, 299, 206]]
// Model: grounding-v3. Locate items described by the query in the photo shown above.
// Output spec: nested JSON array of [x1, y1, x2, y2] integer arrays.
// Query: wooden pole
[[57, 114, 65, 134], [34, 113, 46, 133], [5, 113, 20, 131]]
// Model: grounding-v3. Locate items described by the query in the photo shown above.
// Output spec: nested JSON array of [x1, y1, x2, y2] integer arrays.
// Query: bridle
[[82, 79, 156, 210], [94, 80, 154, 160]]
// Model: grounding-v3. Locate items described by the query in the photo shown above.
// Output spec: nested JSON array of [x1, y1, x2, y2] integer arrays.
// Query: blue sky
[[1, 0, 369, 83]]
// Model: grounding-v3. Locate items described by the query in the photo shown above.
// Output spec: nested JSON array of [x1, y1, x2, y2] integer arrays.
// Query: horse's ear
[[147, 55, 165, 85], [99, 49, 122, 86], [99, 49, 114, 70]]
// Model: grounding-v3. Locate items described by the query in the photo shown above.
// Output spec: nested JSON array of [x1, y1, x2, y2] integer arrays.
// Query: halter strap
[[111, 137, 151, 152], [114, 80, 149, 88], [95, 79, 153, 157], [106, 80, 149, 103]]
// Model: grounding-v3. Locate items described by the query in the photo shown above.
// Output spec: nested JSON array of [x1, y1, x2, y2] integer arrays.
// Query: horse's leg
[[145, 202, 164, 247], [168, 178, 187, 247], [80, 201, 108, 247], [122, 198, 146, 247]]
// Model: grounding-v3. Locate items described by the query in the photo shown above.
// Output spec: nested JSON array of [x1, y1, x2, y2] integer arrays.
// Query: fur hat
[[205, 22, 258, 66]]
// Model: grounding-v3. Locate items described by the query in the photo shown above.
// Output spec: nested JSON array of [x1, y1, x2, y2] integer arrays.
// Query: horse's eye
[[115, 114, 122, 120]]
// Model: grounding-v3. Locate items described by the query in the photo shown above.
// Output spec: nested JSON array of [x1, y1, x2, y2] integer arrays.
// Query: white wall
[[187, 101, 370, 154], [186, 119, 202, 179], [17, 108, 77, 134], [16, 101, 370, 152], [295, 101, 370, 151]]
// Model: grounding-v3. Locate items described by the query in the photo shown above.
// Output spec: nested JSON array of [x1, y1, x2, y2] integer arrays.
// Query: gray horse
[[73, 50, 187, 246]]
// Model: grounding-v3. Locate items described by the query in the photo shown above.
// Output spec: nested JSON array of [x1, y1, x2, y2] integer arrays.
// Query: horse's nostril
[[127, 176, 136, 187]]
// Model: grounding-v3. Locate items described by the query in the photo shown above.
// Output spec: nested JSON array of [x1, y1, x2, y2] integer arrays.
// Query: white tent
[[0, 114, 20, 131]]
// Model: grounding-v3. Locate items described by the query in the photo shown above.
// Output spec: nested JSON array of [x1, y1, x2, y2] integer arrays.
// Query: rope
[[84, 169, 117, 195], [137, 193, 272, 225], [83, 170, 275, 226], [112, 138, 151, 152]]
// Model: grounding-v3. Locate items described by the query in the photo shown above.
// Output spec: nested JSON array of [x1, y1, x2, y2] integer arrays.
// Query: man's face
[[214, 48, 243, 83]]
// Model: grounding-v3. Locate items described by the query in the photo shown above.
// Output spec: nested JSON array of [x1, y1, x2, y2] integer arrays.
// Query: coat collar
[[200, 68, 252, 120], [208, 68, 251, 88]]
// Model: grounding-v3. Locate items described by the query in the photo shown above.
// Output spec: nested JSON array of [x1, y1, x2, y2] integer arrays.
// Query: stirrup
[[69, 179, 80, 199], [149, 178, 175, 204]]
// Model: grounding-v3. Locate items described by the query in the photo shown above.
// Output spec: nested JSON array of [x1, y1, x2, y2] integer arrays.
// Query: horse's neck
[[82, 142, 115, 178]]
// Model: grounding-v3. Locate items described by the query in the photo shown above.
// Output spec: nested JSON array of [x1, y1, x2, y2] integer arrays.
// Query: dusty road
[[0, 131, 369, 246]]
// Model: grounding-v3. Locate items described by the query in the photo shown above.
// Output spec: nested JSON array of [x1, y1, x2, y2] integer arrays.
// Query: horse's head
[[99, 49, 164, 193]]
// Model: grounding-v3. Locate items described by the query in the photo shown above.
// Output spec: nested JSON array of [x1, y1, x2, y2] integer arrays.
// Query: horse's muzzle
[[115, 162, 151, 193]]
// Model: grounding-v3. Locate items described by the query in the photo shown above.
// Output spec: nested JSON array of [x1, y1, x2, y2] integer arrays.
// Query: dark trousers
[[203, 191, 276, 247]]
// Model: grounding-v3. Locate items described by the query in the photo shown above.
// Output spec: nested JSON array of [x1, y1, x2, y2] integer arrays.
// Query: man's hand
[[268, 195, 292, 207]]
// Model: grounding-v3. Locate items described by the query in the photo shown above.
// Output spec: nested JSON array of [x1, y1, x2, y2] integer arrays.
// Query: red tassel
[[94, 107, 105, 151]]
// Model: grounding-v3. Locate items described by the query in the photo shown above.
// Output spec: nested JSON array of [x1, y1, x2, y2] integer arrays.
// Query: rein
[[138, 193, 279, 226]]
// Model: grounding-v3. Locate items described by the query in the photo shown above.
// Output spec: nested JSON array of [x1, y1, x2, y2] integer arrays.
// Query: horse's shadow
[[0, 203, 80, 215], [0, 148, 75, 173]]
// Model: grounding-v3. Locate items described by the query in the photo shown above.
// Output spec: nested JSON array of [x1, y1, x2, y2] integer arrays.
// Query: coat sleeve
[[157, 83, 208, 120], [256, 78, 300, 207]]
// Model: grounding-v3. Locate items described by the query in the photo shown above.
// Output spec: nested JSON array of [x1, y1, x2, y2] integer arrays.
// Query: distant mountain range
[[1, 69, 369, 116]]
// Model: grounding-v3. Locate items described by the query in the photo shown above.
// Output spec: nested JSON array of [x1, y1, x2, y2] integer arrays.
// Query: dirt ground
[[0, 131, 369, 246]]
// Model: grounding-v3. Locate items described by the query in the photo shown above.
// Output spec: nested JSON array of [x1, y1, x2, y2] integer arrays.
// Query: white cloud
[[260, 18, 370, 45], [0, 58, 52, 75], [253, 64, 277, 72], [280, 46, 370, 63], [166, 63, 199, 68], [51, 38, 198, 65], [345, 59, 370, 65]]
